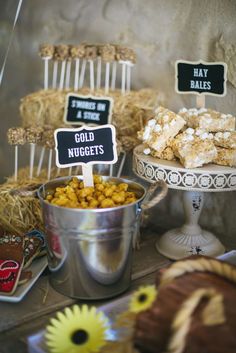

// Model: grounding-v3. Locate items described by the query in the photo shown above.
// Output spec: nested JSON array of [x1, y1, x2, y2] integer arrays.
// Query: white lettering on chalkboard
[[76, 111, 82, 118], [68, 145, 104, 158], [193, 68, 208, 77], [97, 103, 106, 111], [84, 112, 100, 121], [190, 80, 211, 90], [75, 132, 95, 143], [72, 100, 96, 110]]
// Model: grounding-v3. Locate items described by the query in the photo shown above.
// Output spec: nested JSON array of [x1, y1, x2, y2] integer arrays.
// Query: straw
[[68, 166, 72, 176], [74, 58, 80, 91], [96, 56, 102, 89]]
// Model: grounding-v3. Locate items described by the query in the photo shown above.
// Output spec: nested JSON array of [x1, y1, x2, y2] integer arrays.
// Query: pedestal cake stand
[[133, 144, 236, 260]]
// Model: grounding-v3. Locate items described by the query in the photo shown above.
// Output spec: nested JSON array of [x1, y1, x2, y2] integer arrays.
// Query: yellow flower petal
[[129, 285, 157, 314], [45, 305, 109, 353]]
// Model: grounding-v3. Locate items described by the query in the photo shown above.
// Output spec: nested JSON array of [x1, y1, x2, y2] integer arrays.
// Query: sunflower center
[[138, 293, 147, 302], [71, 329, 89, 345]]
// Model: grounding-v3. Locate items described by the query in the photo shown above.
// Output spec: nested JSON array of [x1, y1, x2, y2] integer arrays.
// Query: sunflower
[[129, 285, 157, 314], [45, 305, 109, 353]]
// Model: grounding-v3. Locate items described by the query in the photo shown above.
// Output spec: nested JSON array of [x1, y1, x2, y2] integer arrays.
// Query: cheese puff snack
[[45, 176, 137, 209]]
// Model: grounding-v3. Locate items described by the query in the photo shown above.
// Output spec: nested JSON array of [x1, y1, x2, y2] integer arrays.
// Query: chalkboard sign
[[175, 60, 227, 96], [54, 125, 117, 168], [64, 94, 113, 126]]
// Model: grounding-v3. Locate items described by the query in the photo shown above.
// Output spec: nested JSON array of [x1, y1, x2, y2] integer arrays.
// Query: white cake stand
[[133, 144, 236, 260]]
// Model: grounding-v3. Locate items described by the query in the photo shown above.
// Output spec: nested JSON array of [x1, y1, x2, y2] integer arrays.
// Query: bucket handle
[[141, 180, 168, 210]]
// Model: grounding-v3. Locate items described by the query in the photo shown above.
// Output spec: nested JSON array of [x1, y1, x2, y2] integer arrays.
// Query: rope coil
[[159, 257, 236, 353]]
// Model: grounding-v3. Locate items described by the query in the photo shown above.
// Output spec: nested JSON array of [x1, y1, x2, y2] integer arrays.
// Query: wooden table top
[[0, 227, 171, 353]]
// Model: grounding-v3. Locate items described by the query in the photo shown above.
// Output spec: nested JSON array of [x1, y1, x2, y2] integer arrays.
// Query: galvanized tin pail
[[38, 176, 167, 300]]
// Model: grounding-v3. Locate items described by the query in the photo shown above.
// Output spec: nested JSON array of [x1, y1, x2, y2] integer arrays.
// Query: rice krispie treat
[[213, 147, 236, 167], [214, 131, 236, 149], [171, 128, 217, 168], [179, 107, 235, 132], [143, 145, 175, 161], [138, 106, 186, 153]]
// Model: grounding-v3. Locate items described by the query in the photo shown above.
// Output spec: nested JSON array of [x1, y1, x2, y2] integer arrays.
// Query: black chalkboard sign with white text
[[175, 60, 227, 96], [54, 125, 117, 168], [64, 94, 113, 126]]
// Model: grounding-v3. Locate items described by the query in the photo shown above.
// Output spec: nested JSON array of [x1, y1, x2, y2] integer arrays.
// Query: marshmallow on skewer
[[54, 45, 70, 90], [70, 44, 86, 91], [116, 46, 136, 95], [100, 44, 116, 94], [25, 127, 43, 180], [7, 127, 26, 182], [39, 44, 55, 90]]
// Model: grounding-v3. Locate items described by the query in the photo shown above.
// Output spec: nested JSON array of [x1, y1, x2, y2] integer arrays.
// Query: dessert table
[[133, 144, 236, 260]]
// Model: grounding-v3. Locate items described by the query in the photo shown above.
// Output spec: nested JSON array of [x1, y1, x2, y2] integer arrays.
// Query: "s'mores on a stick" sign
[[64, 93, 113, 126], [175, 60, 227, 96]]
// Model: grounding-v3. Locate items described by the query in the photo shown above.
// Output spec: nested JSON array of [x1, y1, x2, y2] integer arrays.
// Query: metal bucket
[[38, 176, 167, 300]]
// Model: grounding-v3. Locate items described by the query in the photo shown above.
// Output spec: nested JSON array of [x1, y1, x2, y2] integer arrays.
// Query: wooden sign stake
[[196, 95, 205, 109], [82, 164, 94, 187]]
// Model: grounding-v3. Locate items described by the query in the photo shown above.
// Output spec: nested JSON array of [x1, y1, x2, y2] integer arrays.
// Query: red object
[[0, 260, 20, 294]]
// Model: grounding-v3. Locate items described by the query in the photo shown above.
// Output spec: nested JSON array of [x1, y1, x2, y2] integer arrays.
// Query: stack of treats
[[138, 106, 236, 169]]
